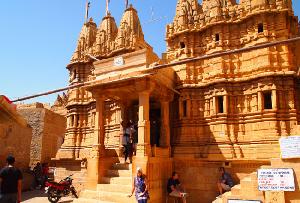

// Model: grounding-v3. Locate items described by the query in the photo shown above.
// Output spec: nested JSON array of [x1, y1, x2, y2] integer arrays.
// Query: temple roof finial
[[84, 0, 91, 23], [106, 0, 110, 16]]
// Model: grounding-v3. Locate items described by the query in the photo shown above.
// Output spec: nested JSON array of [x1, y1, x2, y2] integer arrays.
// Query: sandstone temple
[[51, 0, 300, 202]]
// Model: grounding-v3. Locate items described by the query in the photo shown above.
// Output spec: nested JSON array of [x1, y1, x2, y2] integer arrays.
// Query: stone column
[[87, 96, 105, 189], [160, 100, 170, 148], [66, 116, 70, 128], [137, 91, 151, 157], [224, 95, 228, 114], [272, 89, 277, 110], [186, 97, 191, 118], [73, 114, 77, 127], [179, 98, 183, 119], [258, 91, 263, 111], [213, 96, 217, 115]]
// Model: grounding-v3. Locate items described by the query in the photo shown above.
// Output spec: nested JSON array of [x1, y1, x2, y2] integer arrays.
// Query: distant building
[[18, 103, 66, 166]]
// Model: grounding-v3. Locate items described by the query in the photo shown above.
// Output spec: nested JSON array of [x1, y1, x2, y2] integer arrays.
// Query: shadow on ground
[[22, 189, 74, 203]]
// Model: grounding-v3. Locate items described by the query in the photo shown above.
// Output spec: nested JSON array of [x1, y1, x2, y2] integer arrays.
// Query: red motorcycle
[[45, 174, 78, 203]]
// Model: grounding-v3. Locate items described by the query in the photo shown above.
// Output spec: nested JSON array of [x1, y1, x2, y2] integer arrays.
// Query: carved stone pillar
[[258, 91, 263, 111], [186, 97, 191, 117], [137, 91, 151, 157], [160, 100, 171, 148], [213, 96, 217, 115], [73, 114, 77, 127], [272, 89, 277, 110], [179, 98, 183, 119], [87, 96, 104, 189], [224, 95, 228, 114]]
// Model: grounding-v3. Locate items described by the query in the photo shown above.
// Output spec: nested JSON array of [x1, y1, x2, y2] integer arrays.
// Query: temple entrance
[[127, 99, 162, 147], [150, 101, 161, 147]]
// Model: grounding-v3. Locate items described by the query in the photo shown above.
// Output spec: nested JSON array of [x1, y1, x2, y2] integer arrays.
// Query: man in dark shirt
[[217, 167, 234, 195], [167, 172, 187, 203], [0, 155, 23, 203]]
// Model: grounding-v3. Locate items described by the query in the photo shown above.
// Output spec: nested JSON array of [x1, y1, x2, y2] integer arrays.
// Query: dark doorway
[[150, 105, 161, 147]]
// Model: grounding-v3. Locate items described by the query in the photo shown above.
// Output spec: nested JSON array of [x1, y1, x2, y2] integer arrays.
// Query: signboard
[[257, 168, 295, 191], [228, 200, 261, 203], [114, 57, 124, 66], [279, 136, 300, 159]]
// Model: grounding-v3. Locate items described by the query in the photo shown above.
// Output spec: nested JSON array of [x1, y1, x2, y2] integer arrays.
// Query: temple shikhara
[[49, 0, 300, 202]]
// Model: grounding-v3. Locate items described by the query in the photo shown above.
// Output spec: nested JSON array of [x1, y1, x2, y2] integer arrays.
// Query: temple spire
[[106, 0, 110, 16], [85, 0, 91, 23]]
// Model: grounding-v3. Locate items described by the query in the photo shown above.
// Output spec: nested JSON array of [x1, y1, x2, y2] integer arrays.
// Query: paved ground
[[22, 190, 74, 203]]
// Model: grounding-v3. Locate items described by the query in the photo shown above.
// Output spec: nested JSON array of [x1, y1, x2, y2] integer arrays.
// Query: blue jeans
[[0, 193, 17, 203], [138, 200, 147, 203]]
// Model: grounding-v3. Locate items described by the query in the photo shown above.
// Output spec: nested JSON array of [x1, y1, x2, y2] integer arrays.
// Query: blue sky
[[0, 0, 299, 104]]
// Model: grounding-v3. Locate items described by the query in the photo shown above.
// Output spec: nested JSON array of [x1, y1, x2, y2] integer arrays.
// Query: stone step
[[106, 169, 131, 177], [111, 163, 132, 170], [240, 176, 256, 189], [231, 184, 241, 196], [97, 184, 132, 193], [100, 177, 132, 185]]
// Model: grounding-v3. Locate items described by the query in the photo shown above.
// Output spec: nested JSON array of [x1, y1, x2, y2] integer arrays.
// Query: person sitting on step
[[167, 172, 187, 203], [217, 167, 234, 196]]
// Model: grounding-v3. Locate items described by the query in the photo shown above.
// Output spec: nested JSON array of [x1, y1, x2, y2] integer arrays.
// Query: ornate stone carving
[[70, 18, 97, 63]]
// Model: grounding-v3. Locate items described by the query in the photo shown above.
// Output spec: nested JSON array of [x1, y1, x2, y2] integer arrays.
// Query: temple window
[[258, 23, 264, 33], [180, 42, 186, 49], [183, 100, 187, 117], [263, 91, 272, 109], [215, 34, 220, 42], [217, 96, 224, 113]]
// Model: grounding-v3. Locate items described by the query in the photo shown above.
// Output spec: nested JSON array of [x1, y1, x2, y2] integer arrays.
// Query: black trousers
[[123, 143, 132, 162]]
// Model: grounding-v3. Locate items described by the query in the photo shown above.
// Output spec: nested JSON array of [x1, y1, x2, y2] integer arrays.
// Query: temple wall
[[54, 160, 87, 193], [171, 76, 300, 160], [173, 159, 268, 203]]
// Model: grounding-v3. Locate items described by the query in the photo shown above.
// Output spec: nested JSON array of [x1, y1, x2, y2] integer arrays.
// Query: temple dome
[[114, 5, 149, 51], [70, 18, 97, 63], [93, 13, 118, 57]]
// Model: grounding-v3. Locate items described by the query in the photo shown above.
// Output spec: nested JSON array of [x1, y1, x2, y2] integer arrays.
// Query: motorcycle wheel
[[47, 188, 61, 203], [71, 187, 79, 198]]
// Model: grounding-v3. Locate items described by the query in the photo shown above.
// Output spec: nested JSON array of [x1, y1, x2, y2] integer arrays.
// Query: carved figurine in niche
[[69, 69, 77, 83], [118, 21, 130, 48], [99, 30, 106, 54]]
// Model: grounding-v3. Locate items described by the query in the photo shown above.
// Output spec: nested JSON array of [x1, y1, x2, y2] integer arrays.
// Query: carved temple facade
[[53, 1, 300, 202]]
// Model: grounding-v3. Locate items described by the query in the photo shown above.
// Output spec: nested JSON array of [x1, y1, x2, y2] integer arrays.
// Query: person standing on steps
[[0, 155, 23, 203], [125, 121, 134, 163], [121, 121, 129, 163], [128, 167, 149, 203]]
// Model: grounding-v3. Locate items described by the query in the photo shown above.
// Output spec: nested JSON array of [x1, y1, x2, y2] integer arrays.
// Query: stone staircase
[[213, 171, 265, 203], [74, 162, 135, 203]]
